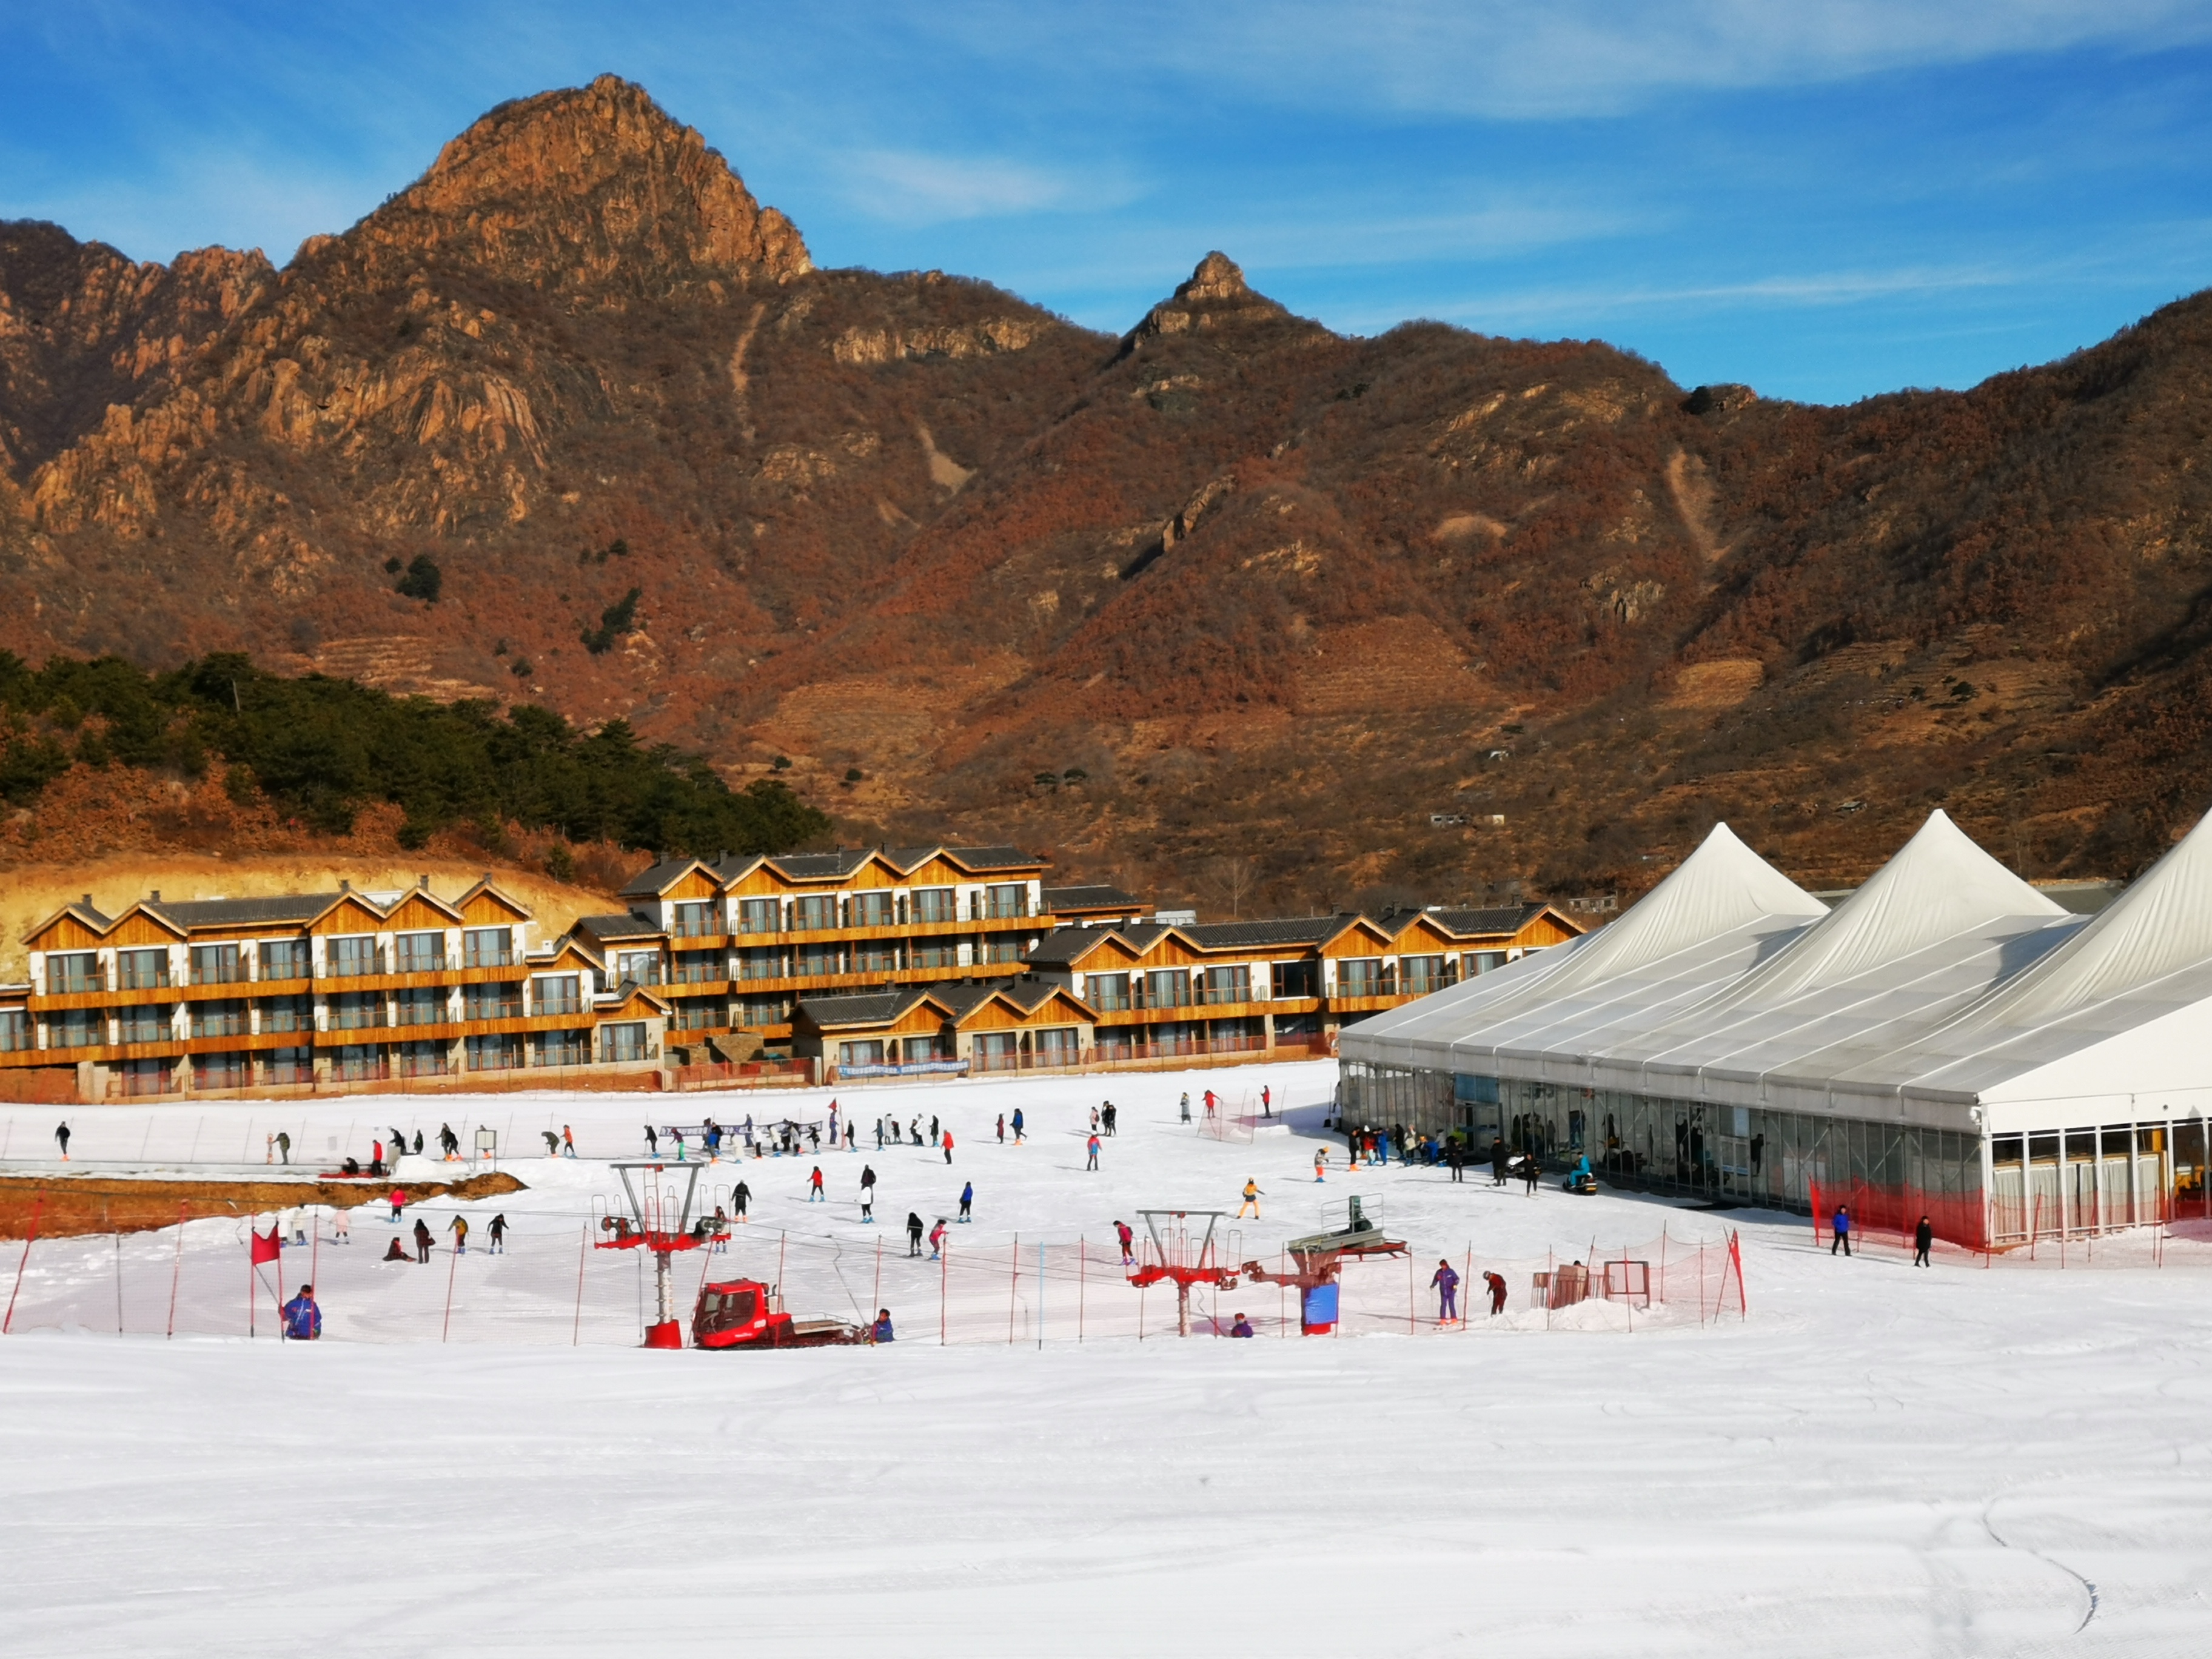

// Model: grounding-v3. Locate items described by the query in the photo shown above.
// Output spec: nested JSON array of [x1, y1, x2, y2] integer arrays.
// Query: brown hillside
[[5, 76, 2211, 910]]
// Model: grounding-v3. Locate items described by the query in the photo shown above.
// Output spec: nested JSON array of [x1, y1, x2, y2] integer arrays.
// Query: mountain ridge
[[4, 76, 2211, 913]]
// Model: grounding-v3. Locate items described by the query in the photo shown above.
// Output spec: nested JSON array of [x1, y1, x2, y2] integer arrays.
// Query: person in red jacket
[[942, 1129, 954, 1165], [1484, 1271, 1508, 1316], [928, 1218, 948, 1259], [389, 1187, 406, 1224], [808, 1165, 826, 1202]]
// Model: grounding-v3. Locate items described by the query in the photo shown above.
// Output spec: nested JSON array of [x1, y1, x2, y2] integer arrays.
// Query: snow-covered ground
[[4, 1062, 2210, 1655]]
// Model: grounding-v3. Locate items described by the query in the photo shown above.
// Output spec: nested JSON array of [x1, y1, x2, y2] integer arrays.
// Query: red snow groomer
[[1240, 1196, 1406, 1333], [692, 1279, 868, 1350]]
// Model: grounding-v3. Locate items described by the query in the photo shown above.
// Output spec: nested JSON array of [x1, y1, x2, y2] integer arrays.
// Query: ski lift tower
[[1129, 1209, 1239, 1336], [597, 1160, 706, 1348]]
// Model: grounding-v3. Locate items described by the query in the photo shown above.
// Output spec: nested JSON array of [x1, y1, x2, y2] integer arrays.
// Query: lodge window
[[1088, 973, 1130, 1011], [0, 1011, 27, 1052], [534, 976, 582, 1017], [671, 999, 726, 1031], [259, 996, 311, 1034], [535, 1030, 590, 1068], [851, 891, 895, 928], [50, 1007, 105, 1048], [327, 936, 381, 978], [792, 896, 837, 932], [672, 901, 717, 938], [190, 999, 247, 1039], [672, 950, 723, 985], [1338, 958, 1382, 992], [1463, 950, 1507, 977], [118, 949, 170, 990], [912, 888, 957, 924], [853, 942, 898, 973], [190, 943, 244, 986], [615, 950, 663, 986], [736, 948, 783, 981], [47, 952, 101, 994], [736, 899, 779, 935], [911, 943, 959, 970], [982, 883, 1027, 920], [193, 1051, 247, 1090], [394, 987, 445, 1027], [984, 940, 1024, 964], [1401, 955, 1446, 992], [267, 1047, 313, 1084], [1201, 967, 1250, 1005], [393, 932, 445, 973], [464, 982, 523, 1020], [463, 927, 513, 968], [261, 938, 310, 980], [1145, 969, 1191, 1008], [467, 1034, 523, 1071], [601, 1022, 650, 1062], [330, 991, 384, 1031], [839, 1040, 885, 1067], [737, 996, 790, 1027], [796, 943, 840, 976], [1274, 960, 1319, 999], [118, 1004, 168, 1044]]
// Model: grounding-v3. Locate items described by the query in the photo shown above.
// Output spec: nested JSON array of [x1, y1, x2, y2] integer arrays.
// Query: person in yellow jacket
[[1238, 1179, 1262, 1219], [447, 1214, 470, 1255]]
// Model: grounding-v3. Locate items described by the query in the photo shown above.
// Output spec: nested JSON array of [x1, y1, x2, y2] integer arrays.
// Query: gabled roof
[[793, 987, 951, 1030], [598, 980, 672, 1015], [25, 895, 117, 944], [576, 912, 668, 942], [1181, 915, 1369, 950], [1022, 926, 1132, 969], [455, 876, 534, 919], [1407, 903, 1577, 941], [145, 894, 342, 930], [1042, 883, 1144, 914], [934, 977, 1097, 1023], [617, 857, 714, 899], [932, 845, 1044, 873], [529, 935, 606, 972]]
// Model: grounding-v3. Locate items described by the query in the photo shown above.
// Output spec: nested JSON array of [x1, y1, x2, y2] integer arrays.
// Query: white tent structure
[[1338, 810, 2212, 1247]]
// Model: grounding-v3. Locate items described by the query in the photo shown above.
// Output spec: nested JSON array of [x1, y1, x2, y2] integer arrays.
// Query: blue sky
[[5, 1, 2211, 403]]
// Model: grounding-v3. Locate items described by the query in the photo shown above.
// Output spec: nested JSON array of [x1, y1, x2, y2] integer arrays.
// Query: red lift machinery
[[1239, 1196, 1406, 1334], [595, 1160, 712, 1348], [1128, 1208, 1243, 1336]]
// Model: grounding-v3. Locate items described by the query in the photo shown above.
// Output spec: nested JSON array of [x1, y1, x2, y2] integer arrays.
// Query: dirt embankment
[[0, 1171, 525, 1240]]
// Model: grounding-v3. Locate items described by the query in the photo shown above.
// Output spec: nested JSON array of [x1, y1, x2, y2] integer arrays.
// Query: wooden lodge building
[[0, 842, 1580, 1101]]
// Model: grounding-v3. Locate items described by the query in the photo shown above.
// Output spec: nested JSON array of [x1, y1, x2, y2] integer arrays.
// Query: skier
[[281, 1284, 321, 1340], [928, 1218, 948, 1260], [541, 1130, 562, 1156], [389, 1126, 406, 1162], [1228, 1313, 1255, 1338], [563, 1125, 577, 1158], [1313, 1150, 1328, 1183], [906, 1212, 925, 1257], [996, 1113, 1006, 1144], [674, 1128, 689, 1162], [1831, 1204, 1854, 1257], [53, 1121, 69, 1161], [488, 1214, 508, 1255], [1011, 1108, 1025, 1144], [958, 1181, 974, 1222], [645, 1123, 660, 1156], [1432, 1258, 1461, 1324], [412, 1218, 433, 1263], [438, 1123, 459, 1160], [389, 1187, 407, 1223], [276, 1130, 291, 1165], [873, 1308, 895, 1343], [942, 1129, 954, 1165], [808, 1165, 826, 1202], [1086, 1133, 1101, 1171], [1261, 1085, 1272, 1119], [1179, 1092, 1191, 1124], [876, 1117, 886, 1151], [1114, 1219, 1135, 1266], [412, 1131, 424, 1156], [1238, 1179, 1262, 1219], [1204, 1090, 1219, 1124], [806, 1123, 819, 1153], [448, 1215, 469, 1255], [1914, 1215, 1934, 1268], [733, 1179, 751, 1222], [332, 1208, 350, 1244], [860, 1165, 877, 1222], [1484, 1270, 1507, 1316]]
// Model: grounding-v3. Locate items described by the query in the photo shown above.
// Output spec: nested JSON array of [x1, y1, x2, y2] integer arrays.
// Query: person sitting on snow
[[1228, 1313, 1255, 1338], [873, 1308, 895, 1343], [281, 1284, 322, 1339]]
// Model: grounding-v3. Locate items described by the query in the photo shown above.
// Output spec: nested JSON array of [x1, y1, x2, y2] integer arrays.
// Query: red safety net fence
[[0, 1207, 1748, 1345], [1806, 1179, 2209, 1270], [1809, 1179, 1991, 1254]]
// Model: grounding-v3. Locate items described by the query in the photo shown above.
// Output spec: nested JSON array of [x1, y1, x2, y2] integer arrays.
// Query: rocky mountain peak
[[1175, 250, 1252, 304], [346, 74, 810, 287], [1127, 250, 1291, 346]]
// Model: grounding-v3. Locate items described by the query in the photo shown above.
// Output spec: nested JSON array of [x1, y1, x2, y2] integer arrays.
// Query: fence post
[[1007, 1235, 1019, 1346], [167, 1201, 187, 1338], [111, 1202, 122, 1335], [4, 1190, 43, 1335], [1078, 1237, 1086, 1343], [1037, 1239, 1045, 1350], [441, 1230, 460, 1342], [573, 1222, 588, 1346], [939, 1235, 947, 1347]]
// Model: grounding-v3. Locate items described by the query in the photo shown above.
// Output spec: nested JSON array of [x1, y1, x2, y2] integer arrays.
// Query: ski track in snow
[[4, 1061, 2211, 1657]]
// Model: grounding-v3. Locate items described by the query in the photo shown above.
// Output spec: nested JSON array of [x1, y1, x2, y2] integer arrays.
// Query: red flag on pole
[[250, 1224, 281, 1264]]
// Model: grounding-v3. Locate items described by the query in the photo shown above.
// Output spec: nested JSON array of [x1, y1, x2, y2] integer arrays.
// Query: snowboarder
[[276, 1130, 291, 1165], [1228, 1313, 1255, 1338], [928, 1218, 948, 1259], [488, 1214, 508, 1255], [958, 1181, 974, 1222], [1011, 1108, 1025, 1143], [644, 1123, 659, 1156], [860, 1165, 877, 1222], [906, 1212, 925, 1256], [281, 1284, 321, 1340], [412, 1218, 433, 1263], [1484, 1270, 1507, 1316], [1914, 1215, 1934, 1267], [1831, 1204, 1854, 1257], [53, 1121, 69, 1161], [808, 1165, 825, 1201], [448, 1215, 469, 1254], [1432, 1258, 1461, 1323], [942, 1129, 954, 1165], [1180, 1093, 1191, 1124], [873, 1308, 895, 1343], [733, 1180, 751, 1221], [1238, 1179, 1262, 1219], [1085, 1133, 1101, 1171], [1114, 1219, 1135, 1266]]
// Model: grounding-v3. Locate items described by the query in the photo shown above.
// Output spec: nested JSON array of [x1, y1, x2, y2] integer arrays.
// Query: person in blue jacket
[[958, 1181, 974, 1222], [281, 1284, 322, 1340], [1831, 1204, 1854, 1257], [873, 1307, 894, 1342], [1228, 1313, 1255, 1337]]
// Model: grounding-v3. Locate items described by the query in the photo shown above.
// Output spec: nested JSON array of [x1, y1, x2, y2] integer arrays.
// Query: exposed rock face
[[4, 81, 2212, 905]]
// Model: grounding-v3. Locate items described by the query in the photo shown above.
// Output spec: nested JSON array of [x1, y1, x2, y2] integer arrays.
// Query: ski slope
[[4, 1062, 2210, 1656]]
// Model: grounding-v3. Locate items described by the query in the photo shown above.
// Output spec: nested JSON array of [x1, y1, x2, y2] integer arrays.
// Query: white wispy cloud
[[833, 149, 1138, 224]]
